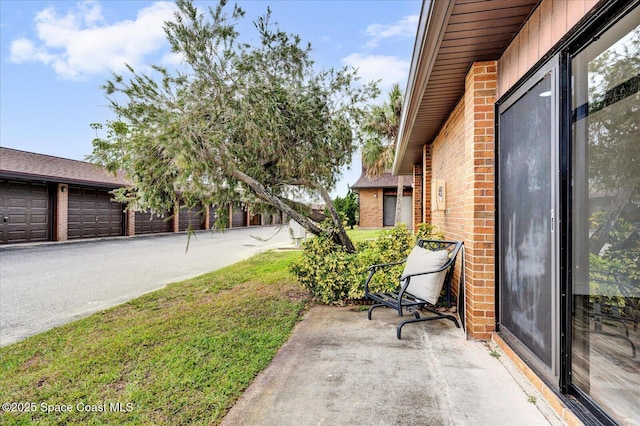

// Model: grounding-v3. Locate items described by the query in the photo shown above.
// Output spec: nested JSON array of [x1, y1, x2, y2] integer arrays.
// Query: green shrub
[[290, 223, 443, 304], [289, 234, 356, 304]]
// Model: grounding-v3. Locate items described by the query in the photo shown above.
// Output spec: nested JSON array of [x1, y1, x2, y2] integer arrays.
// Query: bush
[[290, 223, 442, 304], [288, 234, 355, 304]]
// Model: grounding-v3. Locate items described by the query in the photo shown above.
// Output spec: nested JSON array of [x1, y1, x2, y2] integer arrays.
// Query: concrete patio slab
[[222, 306, 566, 426]]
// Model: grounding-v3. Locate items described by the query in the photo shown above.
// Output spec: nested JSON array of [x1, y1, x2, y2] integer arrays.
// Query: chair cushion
[[403, 246, 449, 305]]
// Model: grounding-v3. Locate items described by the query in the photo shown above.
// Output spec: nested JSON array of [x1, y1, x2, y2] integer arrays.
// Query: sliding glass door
[[498, 60, 559, 379], [497, 3, 639, 423], [570, 7, 640, 424]]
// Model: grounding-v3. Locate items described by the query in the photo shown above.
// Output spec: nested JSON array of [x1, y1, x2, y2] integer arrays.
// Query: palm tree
[[362, 83, 405, 225]]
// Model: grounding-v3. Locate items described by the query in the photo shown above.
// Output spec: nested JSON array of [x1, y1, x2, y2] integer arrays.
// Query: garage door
[[179, 205, 204, 231], [135, 210, 172, 234], [0, 179, 50, 244], [231, 204, 247, 227], [250, 213, 261, 226], [68, 187, 124, 239]]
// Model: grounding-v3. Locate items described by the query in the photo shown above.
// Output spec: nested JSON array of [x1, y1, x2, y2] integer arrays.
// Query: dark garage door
[[135, 210, 172, 234], [250, 213, 261, 226], [0, 179, 50, 244], [179, 205, 204, 231], [68, 186, 124, 239], [231, 204, 247, 227]]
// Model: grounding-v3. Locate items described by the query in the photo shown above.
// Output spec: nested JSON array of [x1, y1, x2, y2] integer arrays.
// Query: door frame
[[496, 55, 561, 384]]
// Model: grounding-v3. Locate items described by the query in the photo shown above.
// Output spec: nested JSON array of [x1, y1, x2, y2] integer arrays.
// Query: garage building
[[0, 147, 131, 244], [1, 147, 279, 245]]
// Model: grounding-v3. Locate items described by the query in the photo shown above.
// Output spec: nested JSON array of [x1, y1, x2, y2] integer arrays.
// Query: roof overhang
[[393, 0, 539, 174], [0, 147, 129, 188], [0, 170, 126, 189]]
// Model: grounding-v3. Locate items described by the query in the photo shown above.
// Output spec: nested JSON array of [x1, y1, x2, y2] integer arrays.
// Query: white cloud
[[339, 14, 418, 97], [9, 1, 176, 80], [78, 0, 104, 26], [364, 15, 419, 48], [9, 38, 55, 64], [341, 53, 410, 93], [161, 51, 185, 67]]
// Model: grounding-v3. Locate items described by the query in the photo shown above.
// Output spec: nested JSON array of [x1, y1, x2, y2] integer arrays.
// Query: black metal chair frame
[[365, 239, 464, 339]]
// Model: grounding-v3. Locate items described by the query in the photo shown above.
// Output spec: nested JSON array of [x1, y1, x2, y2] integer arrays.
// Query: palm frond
[[360, 83, 404, 178]]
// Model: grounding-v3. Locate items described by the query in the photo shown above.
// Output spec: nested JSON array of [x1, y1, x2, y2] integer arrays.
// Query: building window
[[570, 6, 640, 424]]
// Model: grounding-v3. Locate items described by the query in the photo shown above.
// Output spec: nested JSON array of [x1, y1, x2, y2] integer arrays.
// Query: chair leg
[[396, 313, 461, 339], [367, 304, 386, 320]]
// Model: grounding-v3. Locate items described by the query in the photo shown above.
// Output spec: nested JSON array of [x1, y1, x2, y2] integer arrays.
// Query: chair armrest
[[366, 259, 406, 272], [364, 259, 406, 296]]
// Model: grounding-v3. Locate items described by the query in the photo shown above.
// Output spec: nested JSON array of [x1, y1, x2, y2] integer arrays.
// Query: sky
[[0, 0, 421, 198]]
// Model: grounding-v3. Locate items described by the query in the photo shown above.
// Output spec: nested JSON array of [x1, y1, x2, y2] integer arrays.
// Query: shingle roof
[[351, 171, 411, 190], [0, 147, 129, 187]]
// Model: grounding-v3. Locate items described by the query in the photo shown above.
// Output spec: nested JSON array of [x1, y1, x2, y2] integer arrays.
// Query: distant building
[[0, 147, 278, 244], [351, 169, 412, 228]]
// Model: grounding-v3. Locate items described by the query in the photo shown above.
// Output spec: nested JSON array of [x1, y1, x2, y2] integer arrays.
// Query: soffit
[[393, 0, 539, 174]]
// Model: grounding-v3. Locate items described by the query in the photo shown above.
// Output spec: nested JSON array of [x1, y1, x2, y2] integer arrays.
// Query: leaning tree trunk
[[232, 169, 355, 252], [282, 199, 327, 223], [394, 174, 404, 226], [318, 187, 356, 253]]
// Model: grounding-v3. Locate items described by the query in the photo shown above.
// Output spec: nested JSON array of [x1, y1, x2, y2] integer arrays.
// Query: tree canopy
[[90, 0, 378, 252]]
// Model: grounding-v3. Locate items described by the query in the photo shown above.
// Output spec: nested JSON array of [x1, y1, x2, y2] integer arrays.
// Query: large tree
[[90, 0, 378, 253], [361, 83, 405, 225]]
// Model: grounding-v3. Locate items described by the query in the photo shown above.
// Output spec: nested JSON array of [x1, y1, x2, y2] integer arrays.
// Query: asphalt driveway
[[0, 226, 293, 346]]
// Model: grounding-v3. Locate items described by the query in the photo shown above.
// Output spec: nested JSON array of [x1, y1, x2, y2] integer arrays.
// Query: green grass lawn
[[346, 227, 383, 243], [0, 250, 308, 425]]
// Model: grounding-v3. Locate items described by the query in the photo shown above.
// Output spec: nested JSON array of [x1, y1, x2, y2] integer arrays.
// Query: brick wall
[[431, 99, 465, 242], [412, 165, 423, 230], [429, 94, 467, 316], [422, 144, 432, 225], [126, 210, 135, 236], [462, 61, 497, 340], [427, 61, 497, 340], [358, 188, 382, 228], [55, 183, 68, 241], [173, 200, 180, 232]]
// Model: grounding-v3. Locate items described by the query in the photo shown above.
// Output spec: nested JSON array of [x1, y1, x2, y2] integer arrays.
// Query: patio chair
[[365, 239, 463, 339]]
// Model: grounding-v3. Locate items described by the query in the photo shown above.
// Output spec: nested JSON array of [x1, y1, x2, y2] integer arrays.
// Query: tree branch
[[231, 169, 326, 235]]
